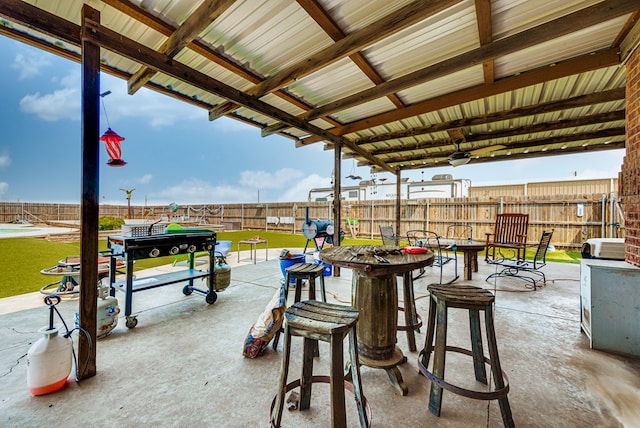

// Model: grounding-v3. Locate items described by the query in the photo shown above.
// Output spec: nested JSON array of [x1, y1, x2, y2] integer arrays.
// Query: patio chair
[[486, 230, 554, 290], [379, 225, 399, 246], [445, 223, 473, 241], [406, 230, 456, 284], [485, 213, 529, 263]]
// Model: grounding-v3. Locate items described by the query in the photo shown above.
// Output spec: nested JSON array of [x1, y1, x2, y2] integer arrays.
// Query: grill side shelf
[[111, 269, 210, 293]]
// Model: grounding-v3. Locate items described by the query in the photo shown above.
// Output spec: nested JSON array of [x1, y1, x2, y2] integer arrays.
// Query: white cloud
[[0, 151, 11, 168], [146, 170, 332, 205], [17, 71, 205, 127], [11, 52, 51, 80], [239, 168, 306, 190], [137, 174, 153, 184], [101, 75, 204, 128], [276, 173, 328, 202], [0, 182, 8, 199], [149, 178, 247, 204], [19, 69, 81, 121]]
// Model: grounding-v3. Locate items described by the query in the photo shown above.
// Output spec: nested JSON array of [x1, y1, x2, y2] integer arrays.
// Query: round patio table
[[418, 238, 486, 281], [319, 245, 434, 396]]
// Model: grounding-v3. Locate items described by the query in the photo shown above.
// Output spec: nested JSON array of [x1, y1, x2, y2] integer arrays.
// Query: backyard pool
[[0, 224, 77, 238]]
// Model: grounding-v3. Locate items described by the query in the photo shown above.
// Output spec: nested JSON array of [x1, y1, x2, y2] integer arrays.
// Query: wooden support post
[[395, 171, 401, 243], [333, 142, 341, 276], [78, 4, 100, 380]]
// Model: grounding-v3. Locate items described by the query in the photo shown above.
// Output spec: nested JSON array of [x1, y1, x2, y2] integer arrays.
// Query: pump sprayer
[[26, 295, 73, 395]]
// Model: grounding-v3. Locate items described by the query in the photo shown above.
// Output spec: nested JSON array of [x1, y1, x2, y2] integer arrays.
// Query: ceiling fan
[[448, 139, 506, 167]]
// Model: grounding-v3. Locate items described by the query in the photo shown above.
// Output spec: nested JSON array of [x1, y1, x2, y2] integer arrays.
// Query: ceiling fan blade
[[469, 145, 506, 155]]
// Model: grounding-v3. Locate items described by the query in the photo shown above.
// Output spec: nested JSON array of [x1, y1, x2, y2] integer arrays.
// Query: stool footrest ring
[[418, 347, 509, 401], [270, 375, 372, 427], [397, 308, 423, 331]]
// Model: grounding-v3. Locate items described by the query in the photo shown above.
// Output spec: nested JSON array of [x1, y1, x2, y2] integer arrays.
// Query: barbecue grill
[[106, 231, 217, 328]]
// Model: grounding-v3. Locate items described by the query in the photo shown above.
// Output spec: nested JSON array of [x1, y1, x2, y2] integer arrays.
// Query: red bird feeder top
[[100, 128, 126, 167]]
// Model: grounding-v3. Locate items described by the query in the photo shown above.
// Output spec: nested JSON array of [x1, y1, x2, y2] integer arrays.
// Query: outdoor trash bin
[[279, 253, 306, 284]]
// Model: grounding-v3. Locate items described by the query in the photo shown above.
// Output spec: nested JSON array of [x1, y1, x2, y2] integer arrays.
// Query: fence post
[[370, 198, 374, 239], [601, 194, 607, 238]]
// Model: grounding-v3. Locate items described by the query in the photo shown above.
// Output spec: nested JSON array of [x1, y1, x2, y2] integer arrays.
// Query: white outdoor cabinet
[[580, 258, 640, 357]]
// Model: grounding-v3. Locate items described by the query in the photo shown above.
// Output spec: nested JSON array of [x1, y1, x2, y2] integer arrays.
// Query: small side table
[[237, 238, 268, 264]]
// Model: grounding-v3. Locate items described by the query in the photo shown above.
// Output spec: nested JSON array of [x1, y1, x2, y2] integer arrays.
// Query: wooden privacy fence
[[0, 194, 623, 249]]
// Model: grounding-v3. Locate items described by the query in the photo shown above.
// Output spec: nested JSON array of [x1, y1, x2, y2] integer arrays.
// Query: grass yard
[[0, 231, 580, 299]]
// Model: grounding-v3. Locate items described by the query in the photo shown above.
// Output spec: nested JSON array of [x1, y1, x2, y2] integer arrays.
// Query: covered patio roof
[[1, 0, 638, 172], [2, 0, 639, 379]]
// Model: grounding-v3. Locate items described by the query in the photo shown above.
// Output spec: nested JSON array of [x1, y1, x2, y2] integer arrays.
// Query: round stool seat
[[428, 284, 494, 307]]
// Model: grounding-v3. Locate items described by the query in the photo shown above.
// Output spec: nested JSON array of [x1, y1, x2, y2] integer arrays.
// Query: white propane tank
[[97, 284, 119, 338], [213, 255, 231, 291], [27, 326, 72, 395]]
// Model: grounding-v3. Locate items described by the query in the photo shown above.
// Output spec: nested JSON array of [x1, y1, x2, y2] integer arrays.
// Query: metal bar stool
[[418, 284, 514, 427], [270, 300, 372, 428], [273, 263, 327, 350], [397, 271, 422, 352]]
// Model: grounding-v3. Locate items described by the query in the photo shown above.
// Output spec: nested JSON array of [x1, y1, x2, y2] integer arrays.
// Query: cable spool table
[[319, 245, 434, 396]]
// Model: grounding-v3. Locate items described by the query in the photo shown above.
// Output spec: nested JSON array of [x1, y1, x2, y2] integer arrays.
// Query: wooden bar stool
[[397, 271, 422, 352], [418, 284, 514, 427], [273, 263, 327, 350], [270, 300, 371, 428]]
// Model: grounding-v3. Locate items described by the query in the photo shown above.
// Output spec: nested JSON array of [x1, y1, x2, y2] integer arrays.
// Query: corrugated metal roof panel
[[289, 57, 373, 106], [200, 0, 331, 77], [495, 17, 630, 79], [364, 1, 477, 79], [398, 66, 485, 105], [492, 0, 604, 38], [321, 0, 416, 33]]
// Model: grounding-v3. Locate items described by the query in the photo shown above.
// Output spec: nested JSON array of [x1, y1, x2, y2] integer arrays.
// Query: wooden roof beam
[[351, 90, 625, 146], [303, 0, 637, 121], [299, 48, 620, 146], [474, 0, 494, 84], [81, 18, 393, 173], [128, 0, 236, 95], [367, 110, 626, 156], [397, 142, 626, 170], [378, 127, 626, 164], [247, 0, 461, 97], [215, 0, 410, 133], [297, 0, 405, 109], [104, 0, 341, 127], [0, 0, 293, 138]]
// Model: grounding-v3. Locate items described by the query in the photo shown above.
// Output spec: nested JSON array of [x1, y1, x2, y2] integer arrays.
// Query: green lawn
[[0, 231, 580, 299]]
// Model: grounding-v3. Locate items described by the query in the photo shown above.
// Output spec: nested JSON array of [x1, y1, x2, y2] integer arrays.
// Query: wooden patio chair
[[486, 230, 554, 290], [485, 213, 529, 263]]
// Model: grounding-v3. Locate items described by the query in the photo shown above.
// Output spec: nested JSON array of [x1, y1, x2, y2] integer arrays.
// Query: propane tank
[[97, 283, 119, 338], [213, 254, 231, 291], [27, 295, 72, 395]]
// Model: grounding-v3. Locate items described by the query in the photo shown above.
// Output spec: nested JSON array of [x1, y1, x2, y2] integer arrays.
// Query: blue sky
[[0, 36, 626, 206]]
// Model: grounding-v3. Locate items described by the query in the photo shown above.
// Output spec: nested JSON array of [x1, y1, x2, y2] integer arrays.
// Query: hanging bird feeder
[[100, 128, 126, 167]]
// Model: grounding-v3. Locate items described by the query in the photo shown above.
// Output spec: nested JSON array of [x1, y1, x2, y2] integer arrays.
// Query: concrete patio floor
[[1, 247, 639, 427]]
